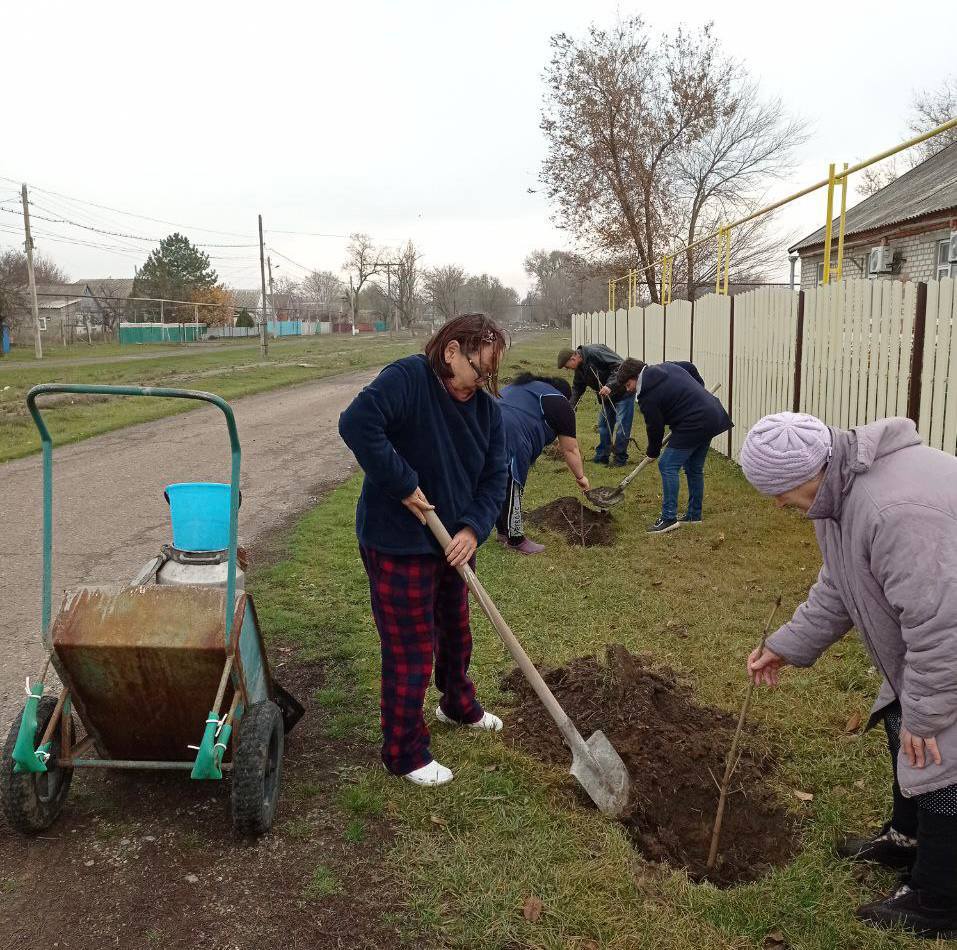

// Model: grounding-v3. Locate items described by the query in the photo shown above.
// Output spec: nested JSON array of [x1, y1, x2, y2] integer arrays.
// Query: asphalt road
[[0, 368, 377, 725]]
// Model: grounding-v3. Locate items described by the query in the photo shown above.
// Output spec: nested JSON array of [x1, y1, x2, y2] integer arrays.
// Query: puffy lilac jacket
[[766, 418, 957, 796]]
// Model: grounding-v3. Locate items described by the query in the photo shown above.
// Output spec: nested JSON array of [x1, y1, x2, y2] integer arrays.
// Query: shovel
[[424, 510, 630, 818], [585, 382, 722, 510]]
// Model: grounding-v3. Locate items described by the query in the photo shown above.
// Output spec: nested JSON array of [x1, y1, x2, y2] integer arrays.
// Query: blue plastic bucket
[[165, 482, 234, 552]]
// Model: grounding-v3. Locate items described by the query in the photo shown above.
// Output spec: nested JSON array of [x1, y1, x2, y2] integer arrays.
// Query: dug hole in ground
[[503, 643, 796, 886]]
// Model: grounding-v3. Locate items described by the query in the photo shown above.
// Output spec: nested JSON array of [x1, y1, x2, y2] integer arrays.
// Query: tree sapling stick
[[705, 594, 783, 873]]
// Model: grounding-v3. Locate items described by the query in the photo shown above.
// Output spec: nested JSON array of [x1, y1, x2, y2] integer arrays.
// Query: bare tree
[[524, 250, 583, 326], [858, 75, 957, 198], [0, 248, 70, 333], [376, 240, 422, 330], [459, 274, 520, 324], [540, 18, 731, 303], [673, 79, 808, 296], [423, 264, 466, 320], [301, 269, 346, 315], [343, 233, 382, 328]]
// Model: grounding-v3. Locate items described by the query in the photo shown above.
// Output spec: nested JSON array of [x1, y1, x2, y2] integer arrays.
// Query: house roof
[[77, 278, 135, 298], [791, 142, 957, 253]]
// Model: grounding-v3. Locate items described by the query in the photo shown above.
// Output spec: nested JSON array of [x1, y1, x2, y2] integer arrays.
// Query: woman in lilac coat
[[741, 412, 957, 940]]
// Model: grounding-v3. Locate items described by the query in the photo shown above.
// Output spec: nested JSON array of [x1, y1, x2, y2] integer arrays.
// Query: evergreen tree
[[132, 233, 218, 305], [236, 308, 254, 328]]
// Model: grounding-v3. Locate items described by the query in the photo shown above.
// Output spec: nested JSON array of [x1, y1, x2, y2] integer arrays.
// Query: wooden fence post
[[792, 290, 805, 413], [663, 302, 668, 360], [727, 296, 735, 458], [689, 298, 695, 361], [906, 282, 928, 425]]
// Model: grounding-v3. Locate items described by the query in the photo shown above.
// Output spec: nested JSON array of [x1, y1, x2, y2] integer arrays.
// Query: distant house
[[791, 142, 957, 289], [228, 288, 263, 322], [13, 283, 85, 344]]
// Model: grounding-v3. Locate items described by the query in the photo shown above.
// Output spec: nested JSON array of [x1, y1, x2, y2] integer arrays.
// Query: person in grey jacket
[[557, 344, 634, 466], [740, 411, 957, 939]]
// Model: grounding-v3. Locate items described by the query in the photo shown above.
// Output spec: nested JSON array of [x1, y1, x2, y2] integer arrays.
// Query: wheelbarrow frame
[[22, 384, 246, 775]]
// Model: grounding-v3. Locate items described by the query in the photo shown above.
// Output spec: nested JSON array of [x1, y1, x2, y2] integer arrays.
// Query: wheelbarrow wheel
[[231, 701, 284, 836], [1, 696, 74, 834]]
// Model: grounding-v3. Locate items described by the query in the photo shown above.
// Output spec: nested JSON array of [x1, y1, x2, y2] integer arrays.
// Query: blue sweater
[[338, 354, 508, 555]]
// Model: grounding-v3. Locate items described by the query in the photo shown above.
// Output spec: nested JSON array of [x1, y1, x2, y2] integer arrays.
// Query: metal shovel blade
[[584, 485, 624, 509], [569, 729, 630, 817]]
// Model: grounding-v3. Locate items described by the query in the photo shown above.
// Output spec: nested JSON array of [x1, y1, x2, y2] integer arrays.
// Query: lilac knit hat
[[739, 412, 832, 495]]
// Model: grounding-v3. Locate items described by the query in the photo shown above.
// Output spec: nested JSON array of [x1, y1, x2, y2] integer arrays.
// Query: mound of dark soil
[[503, 645, 797, 886], [526, 497, 616, 547]]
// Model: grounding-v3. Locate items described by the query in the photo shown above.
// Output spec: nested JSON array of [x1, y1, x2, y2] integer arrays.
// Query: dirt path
[[0, 368, 377, 726]]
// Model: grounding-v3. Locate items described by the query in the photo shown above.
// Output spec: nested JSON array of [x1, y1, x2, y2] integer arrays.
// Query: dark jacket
[[637, 361, 732, 457], [499, 380, 560, 486], [338, 354, 508, 555], [570, 344, 625, 407]]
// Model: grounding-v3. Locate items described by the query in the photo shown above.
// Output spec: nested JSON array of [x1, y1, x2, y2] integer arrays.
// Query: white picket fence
[[571, 277, 957, 460]]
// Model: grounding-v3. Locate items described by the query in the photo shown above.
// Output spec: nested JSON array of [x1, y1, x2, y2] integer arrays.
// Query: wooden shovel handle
[[424, 511, 585, 753]]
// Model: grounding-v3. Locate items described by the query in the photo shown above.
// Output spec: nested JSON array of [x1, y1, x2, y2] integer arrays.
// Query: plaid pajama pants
[[360, 546, 485, 775]]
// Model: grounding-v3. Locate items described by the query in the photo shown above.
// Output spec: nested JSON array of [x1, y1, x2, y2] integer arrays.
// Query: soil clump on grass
[[526, 496, 616, 546], [503, 644, 797, 886]]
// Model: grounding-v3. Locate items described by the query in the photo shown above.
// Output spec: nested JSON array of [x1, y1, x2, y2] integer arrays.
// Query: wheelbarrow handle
[[26, 384, 242, 644], [423, 511, 587, 755]]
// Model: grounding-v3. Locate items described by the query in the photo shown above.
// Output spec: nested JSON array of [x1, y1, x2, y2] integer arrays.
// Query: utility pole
[[267, 255, 276, 331], [257, 214, 269, 358], [377, 260, 400, 335], [21, 184, 42, 359]]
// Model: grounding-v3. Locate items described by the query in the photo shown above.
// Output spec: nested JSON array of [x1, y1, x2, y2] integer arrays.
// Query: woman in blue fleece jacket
[[338, 314, 508, 788]]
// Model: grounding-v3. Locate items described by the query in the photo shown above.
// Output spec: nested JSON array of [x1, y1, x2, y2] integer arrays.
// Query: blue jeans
[[596, 395, 635, 462], [658, 440, 710, 521]]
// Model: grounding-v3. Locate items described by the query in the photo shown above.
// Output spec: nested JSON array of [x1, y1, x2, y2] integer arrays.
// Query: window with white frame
[[816, 261, 825, 283], [937, 240, 955, 280]]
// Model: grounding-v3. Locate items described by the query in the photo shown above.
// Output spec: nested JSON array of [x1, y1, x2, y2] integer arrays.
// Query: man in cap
[[741, 411, 957, 939], [557, 344, 634, 467]]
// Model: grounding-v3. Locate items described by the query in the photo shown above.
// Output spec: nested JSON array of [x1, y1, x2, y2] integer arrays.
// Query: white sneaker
[[435, 707, 503, 732], [402, 760, 454, 787]]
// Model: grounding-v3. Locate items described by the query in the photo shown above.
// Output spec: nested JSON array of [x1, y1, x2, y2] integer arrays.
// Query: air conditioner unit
[[948, 231, 957, 264], [868, 246, 895, 275]]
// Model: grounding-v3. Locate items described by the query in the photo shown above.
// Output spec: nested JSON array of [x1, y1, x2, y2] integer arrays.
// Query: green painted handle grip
[[26, 384, 242, 643]]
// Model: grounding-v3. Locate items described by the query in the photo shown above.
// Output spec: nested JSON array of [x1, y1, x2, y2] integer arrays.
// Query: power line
[[0, 173, 254, 239], [266, 247, 314, 273]]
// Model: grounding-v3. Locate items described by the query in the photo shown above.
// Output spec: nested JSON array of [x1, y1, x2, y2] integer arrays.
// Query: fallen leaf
[[854, 778, 867, 790], [845, 712, 863, 733], [429, 814, 447, 827], [522, 896, 544, 923], [710, 532, 726, 550], [793, 790, 814, 802], [651, 580, 664, 588], [762, 929, 787, 949], [483, 764, 498, 772]]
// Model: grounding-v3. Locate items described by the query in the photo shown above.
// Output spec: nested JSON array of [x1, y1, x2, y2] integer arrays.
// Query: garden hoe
[[424, 510, 630, 818], [585, 382, 722, 510]]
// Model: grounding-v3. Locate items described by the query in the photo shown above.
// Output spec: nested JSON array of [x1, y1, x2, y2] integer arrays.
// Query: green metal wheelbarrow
[[1, 384, 303, 837]]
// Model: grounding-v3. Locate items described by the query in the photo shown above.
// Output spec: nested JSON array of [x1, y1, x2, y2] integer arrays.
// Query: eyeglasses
[[465, 353, 492, 385]]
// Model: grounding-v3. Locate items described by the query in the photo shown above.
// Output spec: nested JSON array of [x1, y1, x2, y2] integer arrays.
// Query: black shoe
[[837, 822, 917, 871], [856, 883, 957, 938], [592, 455, 610, 465], [680, 515, 702, 525], [647, 517, 681, 535], [609, 457, 629, 468]]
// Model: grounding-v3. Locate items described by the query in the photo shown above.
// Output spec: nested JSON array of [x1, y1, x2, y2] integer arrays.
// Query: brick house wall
[[799, 218, 956, 290]]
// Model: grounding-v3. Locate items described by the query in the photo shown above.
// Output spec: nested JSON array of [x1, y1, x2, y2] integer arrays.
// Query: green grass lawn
[[248, 337, 922, 949], [0, 334, 420, 463]]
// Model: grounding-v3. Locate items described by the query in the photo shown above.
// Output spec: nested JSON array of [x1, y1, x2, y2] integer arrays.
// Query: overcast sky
[[1, 0, 954, 294]]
